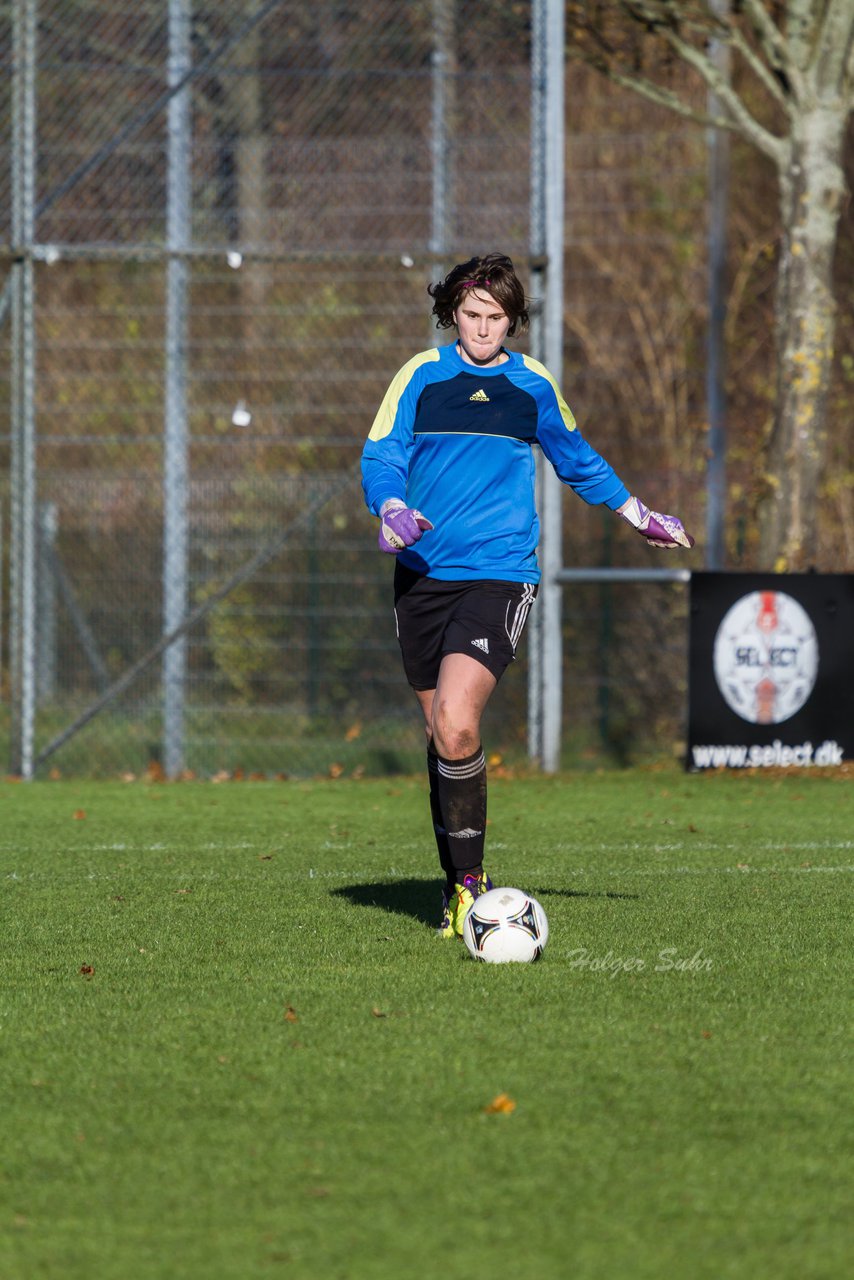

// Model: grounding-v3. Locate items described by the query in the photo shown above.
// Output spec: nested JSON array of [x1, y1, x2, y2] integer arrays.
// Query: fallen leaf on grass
[[72, 810, 86, 821], [701, 1030, 713, 1039], [284, 1006, 299, 1023], [483, 1093, 516, 1114], [328, 762, 345, 779], [79, 965, 95, 977], [144, 760, 166, 783], [258, 854, 274, 861], [371, 1007, 387, 1018]]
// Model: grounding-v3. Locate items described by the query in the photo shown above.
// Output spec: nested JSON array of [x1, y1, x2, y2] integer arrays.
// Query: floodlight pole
[[162, 0, 192, 777], [9, 0, 38, 778], [528, 0, 565, 773]]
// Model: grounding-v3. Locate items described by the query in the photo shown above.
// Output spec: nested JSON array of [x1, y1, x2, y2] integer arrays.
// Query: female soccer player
[[361, 252, 693, 938]]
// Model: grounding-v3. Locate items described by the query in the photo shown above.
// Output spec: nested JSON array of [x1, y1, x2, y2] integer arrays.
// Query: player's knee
[[431, 710, 479, 760]]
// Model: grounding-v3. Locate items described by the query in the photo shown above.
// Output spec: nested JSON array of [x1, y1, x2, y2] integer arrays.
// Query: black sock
[[427, 744, 456, 889], [436, 745, 487, 882]]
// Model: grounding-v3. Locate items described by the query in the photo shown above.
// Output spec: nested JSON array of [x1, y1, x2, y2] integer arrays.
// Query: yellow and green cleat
[[437, 872, 493, 938]]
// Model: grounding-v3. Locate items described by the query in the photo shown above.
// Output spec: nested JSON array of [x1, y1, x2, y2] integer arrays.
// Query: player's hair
[[428, 253, 530, 335]]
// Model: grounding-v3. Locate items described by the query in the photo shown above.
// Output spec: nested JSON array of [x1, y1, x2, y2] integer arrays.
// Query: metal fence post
[[528, 0, 545, 767], [162, 0, 192, 777], [528, 0, 565, 773], [9, 0, 38, 778], [429, 0, 455, 288]]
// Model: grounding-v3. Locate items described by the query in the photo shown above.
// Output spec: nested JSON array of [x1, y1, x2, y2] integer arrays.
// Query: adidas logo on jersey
[[471, 637, 490, 654], [469, 388, 490, 402]]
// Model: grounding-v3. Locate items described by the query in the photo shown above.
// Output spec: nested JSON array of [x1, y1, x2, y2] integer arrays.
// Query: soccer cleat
[[451, 872, 493, 937], [437, 885, 456, 939]]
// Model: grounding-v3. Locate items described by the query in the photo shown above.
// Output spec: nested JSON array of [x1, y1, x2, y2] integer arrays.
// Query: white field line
[[0, 838, 851, 855], [2, 839, 852, 881], [3, 863, 853, 882]]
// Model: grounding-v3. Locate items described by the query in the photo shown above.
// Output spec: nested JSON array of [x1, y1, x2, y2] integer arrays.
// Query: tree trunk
[[758, 108, 848, 570]]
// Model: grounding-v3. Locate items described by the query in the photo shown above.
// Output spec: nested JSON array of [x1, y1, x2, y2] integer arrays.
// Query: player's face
[[454, 290, 511, 366]]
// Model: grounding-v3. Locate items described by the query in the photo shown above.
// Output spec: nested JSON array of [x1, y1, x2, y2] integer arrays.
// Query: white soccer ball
[[462, 887, 549, 964]]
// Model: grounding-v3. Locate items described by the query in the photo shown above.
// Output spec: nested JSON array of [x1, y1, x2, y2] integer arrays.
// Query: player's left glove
[[619, 496, 694, 549], [378, 499, 434, 554]]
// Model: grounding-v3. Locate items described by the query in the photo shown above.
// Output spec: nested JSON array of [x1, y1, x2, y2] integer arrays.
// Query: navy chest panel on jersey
[[413, 372, 538, 441]]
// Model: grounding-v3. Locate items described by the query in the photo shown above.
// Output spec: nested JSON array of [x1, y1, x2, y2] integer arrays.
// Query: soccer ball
[[462, 887, 549, 964]]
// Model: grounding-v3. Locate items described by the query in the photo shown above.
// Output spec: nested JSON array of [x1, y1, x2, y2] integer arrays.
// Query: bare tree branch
[[576, 32, 788, 164], [785, 0, 817, 74], [813, 0, 854, 95], [572, 4, 792, 161], [727, 24, 790, 109], [573, 58, 734, 129], [740, 0, 806, 99], [656, 24, 789, 159]]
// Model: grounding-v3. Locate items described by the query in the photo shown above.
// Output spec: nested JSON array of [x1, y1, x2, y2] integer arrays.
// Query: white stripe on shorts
[[506, 583, 536, 652]]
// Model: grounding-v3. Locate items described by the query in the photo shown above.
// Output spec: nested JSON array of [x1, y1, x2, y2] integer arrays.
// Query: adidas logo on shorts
[[471, 637, 490, 654]]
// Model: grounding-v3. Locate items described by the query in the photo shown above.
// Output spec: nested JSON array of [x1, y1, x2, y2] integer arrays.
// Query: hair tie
[[461, 278, 490, 288]]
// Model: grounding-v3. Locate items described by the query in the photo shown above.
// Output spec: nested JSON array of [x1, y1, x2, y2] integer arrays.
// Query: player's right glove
[[378, 499, 434, 554], [619, 496, 694, 549]]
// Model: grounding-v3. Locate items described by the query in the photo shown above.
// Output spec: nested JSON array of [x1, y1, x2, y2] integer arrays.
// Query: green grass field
[[1, 770, 851, 1279]]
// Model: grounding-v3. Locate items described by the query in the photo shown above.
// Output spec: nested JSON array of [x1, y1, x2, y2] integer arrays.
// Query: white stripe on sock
[[437, 751, 486, 781]]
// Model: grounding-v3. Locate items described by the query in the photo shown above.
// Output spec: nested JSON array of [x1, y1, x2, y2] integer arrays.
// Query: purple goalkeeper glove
[[378, 499, 434, 554], [619, 496, 695, 549]]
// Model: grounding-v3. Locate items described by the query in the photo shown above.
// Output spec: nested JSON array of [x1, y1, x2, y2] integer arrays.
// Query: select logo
[[712, 590, 819, 725]]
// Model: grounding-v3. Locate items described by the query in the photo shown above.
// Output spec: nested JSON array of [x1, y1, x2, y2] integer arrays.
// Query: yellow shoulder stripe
[[522, 354, 577, 432], [368, 348, 441, 442]]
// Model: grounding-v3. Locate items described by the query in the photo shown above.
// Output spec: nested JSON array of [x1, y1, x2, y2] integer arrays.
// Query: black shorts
[[393, 562, 538, 690]]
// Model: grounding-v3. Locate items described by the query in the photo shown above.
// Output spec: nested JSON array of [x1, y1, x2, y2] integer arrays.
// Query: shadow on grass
[[333, 879, 639, 929], [529, 886, 641, 902], [332, 879, 438, 928]]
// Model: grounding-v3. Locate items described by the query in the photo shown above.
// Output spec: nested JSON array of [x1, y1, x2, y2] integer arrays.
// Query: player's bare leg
[[416, 651, 497, 759]]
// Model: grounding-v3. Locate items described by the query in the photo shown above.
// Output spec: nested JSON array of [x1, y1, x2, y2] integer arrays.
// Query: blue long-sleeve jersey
[[361, 342, 630, 583]]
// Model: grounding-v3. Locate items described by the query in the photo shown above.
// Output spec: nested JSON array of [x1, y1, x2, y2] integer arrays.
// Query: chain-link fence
[[1, 0, 709, 779]]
